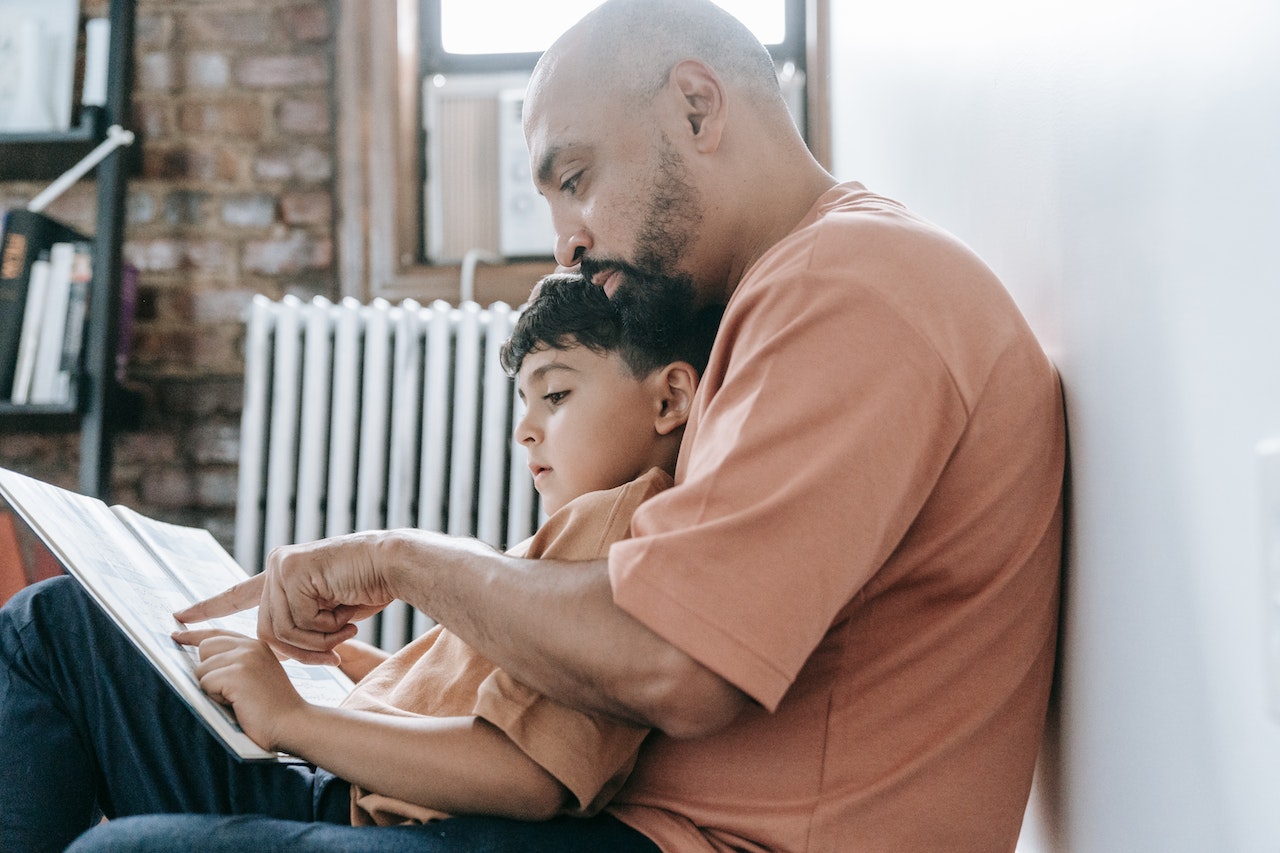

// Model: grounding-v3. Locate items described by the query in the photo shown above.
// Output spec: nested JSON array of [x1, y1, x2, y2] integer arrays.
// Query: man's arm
[[177, 530, 750, 737], [378, 533, 750, 738]]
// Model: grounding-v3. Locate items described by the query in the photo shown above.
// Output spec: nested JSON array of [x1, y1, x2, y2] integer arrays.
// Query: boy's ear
[[653, 361, 699, 436]]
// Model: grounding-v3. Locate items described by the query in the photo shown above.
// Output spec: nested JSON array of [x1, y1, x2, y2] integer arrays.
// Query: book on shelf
[[0, 208, 87, 402], [117, 260, 138, 381], [55, 244, 93, 402], [0, 466, 357, 762], [29, 241, 77, 404], [10, 252, 52, 405], [22, 240, 93, 405]]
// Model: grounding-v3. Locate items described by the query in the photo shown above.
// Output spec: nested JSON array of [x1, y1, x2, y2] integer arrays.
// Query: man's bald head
[[531, 0, 785, 112]]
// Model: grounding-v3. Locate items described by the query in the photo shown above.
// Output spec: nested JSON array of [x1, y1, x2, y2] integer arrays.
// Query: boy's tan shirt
[[340, 467, 671, 825]]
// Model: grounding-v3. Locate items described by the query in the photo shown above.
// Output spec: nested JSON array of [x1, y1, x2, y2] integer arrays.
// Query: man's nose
[[554, 228, 590, 269]]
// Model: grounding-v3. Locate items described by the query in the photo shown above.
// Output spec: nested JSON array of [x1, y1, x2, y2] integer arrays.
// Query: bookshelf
[[0, 0, 136, 500], [0, 106, 109, 180]]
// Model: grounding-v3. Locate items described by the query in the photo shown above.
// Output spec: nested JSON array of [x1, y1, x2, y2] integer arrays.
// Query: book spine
[[0, 214, 38, 400], [55, 243, 94, 404], [30, 242, 77, 404], [11, 255, 52, 405], [116, 262, 139, 382], [0, 209, 87, 402]]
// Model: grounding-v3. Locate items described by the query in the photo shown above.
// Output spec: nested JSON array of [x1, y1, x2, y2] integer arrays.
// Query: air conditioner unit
[[423, 73, 556, 264]]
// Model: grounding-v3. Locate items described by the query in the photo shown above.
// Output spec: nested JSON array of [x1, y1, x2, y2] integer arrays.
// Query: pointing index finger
[[174, 574, 265, 624]]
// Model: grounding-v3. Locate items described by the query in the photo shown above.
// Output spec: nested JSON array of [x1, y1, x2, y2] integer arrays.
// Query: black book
[[0, 209, 88, 401]]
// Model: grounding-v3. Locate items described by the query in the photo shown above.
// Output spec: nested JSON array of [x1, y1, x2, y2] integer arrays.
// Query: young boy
[[171, 273, 719, 830]]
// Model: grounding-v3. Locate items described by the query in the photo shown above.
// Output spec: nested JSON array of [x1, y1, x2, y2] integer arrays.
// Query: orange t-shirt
[[340, 468, 670, 825], [607, 184, 1065, 852]]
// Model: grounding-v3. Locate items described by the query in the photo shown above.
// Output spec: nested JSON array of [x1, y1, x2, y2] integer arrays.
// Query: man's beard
[[578, 132, 705, 316], [609, 267, 700, 362]]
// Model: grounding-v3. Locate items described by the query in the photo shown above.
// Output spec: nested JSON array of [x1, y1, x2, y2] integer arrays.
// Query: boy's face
[[515, 344, 665, 516]]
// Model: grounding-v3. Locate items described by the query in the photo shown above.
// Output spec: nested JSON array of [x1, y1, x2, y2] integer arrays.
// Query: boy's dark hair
[[501, 273, 722, 378]]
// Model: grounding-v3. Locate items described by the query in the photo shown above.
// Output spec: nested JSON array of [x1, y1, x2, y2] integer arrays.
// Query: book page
[[0, 467, 338, 760], [113, 506, 355, 707]]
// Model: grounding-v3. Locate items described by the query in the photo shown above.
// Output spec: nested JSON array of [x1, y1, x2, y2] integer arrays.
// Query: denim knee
[[2, 574, 82, 621], [0, 575, 81, 654]]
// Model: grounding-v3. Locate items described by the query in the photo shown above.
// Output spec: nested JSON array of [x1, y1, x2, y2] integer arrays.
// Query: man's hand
[[175, 531, 400, 665], [173, 628, 306, 751]]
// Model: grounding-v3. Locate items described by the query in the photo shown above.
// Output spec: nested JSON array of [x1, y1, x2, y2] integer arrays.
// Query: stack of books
[[0, 209, 94, 407]]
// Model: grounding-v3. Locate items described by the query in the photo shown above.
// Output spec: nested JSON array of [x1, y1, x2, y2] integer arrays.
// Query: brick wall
[[0, 0, 339, 549]]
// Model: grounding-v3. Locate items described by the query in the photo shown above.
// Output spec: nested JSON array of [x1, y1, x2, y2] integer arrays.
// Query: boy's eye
[[544, 390, 569, 406]]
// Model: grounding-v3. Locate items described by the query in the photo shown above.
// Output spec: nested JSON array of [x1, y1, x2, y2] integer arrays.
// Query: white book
[[0, 466, 356, 762], [29, 241, 75, 404], [10, 256, 51, 404]]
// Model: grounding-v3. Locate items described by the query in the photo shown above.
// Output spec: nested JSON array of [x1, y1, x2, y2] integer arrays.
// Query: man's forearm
[[379, 530, 750, 737]]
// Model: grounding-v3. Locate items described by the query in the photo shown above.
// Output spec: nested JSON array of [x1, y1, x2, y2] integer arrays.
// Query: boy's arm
[[177, 629, 570, 821], [288, 707, 570, 821]]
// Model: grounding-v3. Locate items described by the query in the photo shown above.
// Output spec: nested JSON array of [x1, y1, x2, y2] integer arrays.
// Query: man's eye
[[544, 390, 569, 405], [560, 173, 581, 195]]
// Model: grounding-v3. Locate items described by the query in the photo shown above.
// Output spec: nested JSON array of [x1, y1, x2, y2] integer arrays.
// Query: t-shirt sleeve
[[472, 468, 671, 813], [473, 669, 649, 815]]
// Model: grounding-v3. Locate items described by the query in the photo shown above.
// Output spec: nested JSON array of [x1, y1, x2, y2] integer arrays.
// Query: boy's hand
[[172, 628, 306, 751]]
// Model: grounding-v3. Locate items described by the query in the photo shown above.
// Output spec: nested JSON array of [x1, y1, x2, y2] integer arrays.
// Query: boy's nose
[[514, 412, 539, 446]]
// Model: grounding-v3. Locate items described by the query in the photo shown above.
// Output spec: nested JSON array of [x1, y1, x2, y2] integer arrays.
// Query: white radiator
[[234, 295, 540, 650]]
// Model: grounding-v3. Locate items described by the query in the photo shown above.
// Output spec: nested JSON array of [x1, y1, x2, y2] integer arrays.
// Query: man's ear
[[653, 361, 699, 436], [668, 59, 725, 153]]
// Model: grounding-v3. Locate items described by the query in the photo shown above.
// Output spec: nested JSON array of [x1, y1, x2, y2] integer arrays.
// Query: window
[[335, 0, 827, 303], [427, 1, 797, 69]]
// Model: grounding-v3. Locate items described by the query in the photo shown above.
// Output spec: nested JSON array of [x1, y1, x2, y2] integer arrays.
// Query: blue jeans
[[66, 813, 659, 852], [0, 577, 659, 853]]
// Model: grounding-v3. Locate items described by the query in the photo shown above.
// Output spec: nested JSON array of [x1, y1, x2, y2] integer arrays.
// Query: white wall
[[829, 1, 1280, 850]]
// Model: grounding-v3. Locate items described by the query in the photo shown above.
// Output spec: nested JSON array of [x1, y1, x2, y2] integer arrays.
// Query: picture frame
[[0, 0, 82, 134]]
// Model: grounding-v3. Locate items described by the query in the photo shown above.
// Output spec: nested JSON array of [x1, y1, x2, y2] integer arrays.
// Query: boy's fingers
[[171, 628, 236, 646]]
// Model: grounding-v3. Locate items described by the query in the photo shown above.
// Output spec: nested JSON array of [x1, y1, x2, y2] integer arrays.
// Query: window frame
[[420, 0, 808, 75]]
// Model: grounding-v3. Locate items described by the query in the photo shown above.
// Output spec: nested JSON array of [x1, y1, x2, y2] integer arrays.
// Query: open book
[[0, 466, 354, 761]]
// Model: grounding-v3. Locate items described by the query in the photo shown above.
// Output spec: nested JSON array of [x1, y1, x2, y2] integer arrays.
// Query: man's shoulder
[[813, 181, 911, 219], [738, 181, 1003, 310], [720, 180, 1045, 405], [738, 182, 936, 287], [809, 183, 962, 261]]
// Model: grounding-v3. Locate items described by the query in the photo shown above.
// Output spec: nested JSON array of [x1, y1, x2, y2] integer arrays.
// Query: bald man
[[18, 1, 1065, 851]]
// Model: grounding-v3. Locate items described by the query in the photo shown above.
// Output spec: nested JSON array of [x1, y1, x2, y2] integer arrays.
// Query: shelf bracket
[[27, 125, 135, 213]]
